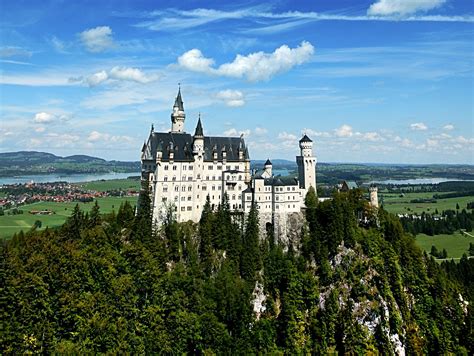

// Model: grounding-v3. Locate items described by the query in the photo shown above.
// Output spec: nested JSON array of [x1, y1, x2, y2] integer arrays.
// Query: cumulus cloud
[[178, 41, 314, 82], [71, 66, 158, 87], [443, 124, 454, 130], [254, 127, 268, 136], [334, 124, 353, 137], [33, 112, 54, 123], [368, 0, 446, 16], [215, 89, 245, 107], [361, 131, 383, 141], [79, 26, 115, 53], [410, 122, 428, 131]]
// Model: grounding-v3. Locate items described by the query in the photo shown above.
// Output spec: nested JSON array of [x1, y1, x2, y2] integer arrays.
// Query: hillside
[[1, 190, 472, 354], [0, 151, 139, 176]]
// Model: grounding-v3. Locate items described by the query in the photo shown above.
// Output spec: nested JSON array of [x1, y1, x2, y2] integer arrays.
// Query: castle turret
[[171, 87, 185, 133], [296, 134, 317, 193], [193, 116, 204, 156], [369, 185, 378, 208], [264, 159, 272, 177]]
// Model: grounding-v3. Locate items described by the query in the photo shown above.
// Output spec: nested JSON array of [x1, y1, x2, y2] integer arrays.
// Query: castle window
[[181, 197, 185, 201], [164, 165, 169, 170], [162, 197, 167, 202], [189, 166, 193, 170], [172, 176, 176, 181], [174, 196, 178, 201], [181, 207, 185, 211], [292, 187, 296, 191], [182, 186, 186, 192], [276, 196, 279, 201], [206, 176, 209, 180], [175, 186, 179, 192], [235, 165, 239, 170], [232, 195, 236, 200], [188, 186, 192, 191], [163, 186, 168, 192], [218, 186, 221, 190], [173, 166, 177, 171], [197, 174, 201, 179], [164, 177, 168, 182], [212, 185, 215, 191], [239, 175, 242, 180], [239, 204, 242, 209], [238, 195, 241, 199], [233, 204, 236, 209], [188, 177, 192, 181], [187, 206, 192, 211], [183, 175, 186, 180], [183, 166, 187, 170], [188, 196, 192, 201], [226, 165, 231, 170], [202, 185, 207, 191], [209, 165, 213, 170], [217, 166, 222, 170]]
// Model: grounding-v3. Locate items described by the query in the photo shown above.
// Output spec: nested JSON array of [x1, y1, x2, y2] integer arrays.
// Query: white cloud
[[0, 46, 32, 58], [79, 26, 115, 53], [223, 128, 251, 137], [178, 41, 314, 82], [410, 122, 428, 131], [334, 124, 353, 137], [50, 36, 68, 53], [177, 49, 215, 73], [215, 89, 245, 107], [33, 112, 54, 123], [87, 130, 134, 143], [303, 128, 331, 138], [443, 124, 454, 130], [362, 131, 383, 141], [254, 127, 268, 136], [35, 127, 45, 133], [368, 0, 446, 16], [72, 66, 158, 87]]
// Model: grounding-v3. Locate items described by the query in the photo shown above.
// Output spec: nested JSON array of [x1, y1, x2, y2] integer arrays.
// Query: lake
[[0, 172, 139, 185], [370, 178, 473, 185]]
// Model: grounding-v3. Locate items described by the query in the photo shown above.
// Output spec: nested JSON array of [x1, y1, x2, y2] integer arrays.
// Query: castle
[[140, 89, 318, 233]]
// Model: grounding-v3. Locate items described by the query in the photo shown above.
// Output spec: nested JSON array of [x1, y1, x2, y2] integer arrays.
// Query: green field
[[74, 178, 141, 192], [415, 231, 474, 260], [0, 196, 138, 238], [381, 192, 474, 214]]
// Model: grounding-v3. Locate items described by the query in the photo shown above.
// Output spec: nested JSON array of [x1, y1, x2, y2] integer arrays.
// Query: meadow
[[74, 178, 141, 192], [415, 231, 474, 260], [380, 191, 474, 215], [0, 196, 137, 238]]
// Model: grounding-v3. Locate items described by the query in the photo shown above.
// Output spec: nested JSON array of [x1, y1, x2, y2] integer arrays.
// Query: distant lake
[[273, 168, 291, 176], [0, 172, 139, 185], [371, 178, 473, 185]]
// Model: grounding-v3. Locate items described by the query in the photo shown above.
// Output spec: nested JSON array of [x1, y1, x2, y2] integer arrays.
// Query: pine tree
[[199, 196, 215, 276], [89, 200, 101, 227], [132, 181, 153, 243], [240, 204, 261, 281]]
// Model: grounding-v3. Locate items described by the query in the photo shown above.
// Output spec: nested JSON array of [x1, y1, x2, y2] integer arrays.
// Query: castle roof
[[174, 88, 184, 111], [264, 158, 272, 166], [299, 134, 312, 143], [142, 131, 248, 162], [194, 117, 203, 136]]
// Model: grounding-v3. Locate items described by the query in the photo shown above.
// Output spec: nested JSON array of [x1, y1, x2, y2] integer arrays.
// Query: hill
[[1, 190, 472, 354], [0, 151, 139, 176]]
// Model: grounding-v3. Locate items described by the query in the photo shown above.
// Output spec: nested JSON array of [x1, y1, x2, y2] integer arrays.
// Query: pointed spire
[[173, 85, 184, 111], [264, 158, 272, 166], [194, 114, 203, 136], [151, 123, 154, 133]]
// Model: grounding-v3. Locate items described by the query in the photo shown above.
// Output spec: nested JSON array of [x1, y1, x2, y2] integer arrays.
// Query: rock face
[[258, 211, 305, 251]]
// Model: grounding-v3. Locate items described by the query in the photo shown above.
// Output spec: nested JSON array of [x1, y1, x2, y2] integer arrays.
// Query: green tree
[[240, 204, 261, 281]]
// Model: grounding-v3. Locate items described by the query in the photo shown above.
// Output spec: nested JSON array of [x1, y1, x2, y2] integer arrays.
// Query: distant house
[[340, 180, 359, 192]]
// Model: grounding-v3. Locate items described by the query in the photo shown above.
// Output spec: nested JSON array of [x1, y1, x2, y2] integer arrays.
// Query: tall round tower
[[296, 134, 317, 193], [170, 87, 185, 133], [369, 185, 379, 208]]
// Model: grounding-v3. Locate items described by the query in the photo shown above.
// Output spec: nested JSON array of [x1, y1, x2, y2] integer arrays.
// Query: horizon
[[1, 0, 473, 164]]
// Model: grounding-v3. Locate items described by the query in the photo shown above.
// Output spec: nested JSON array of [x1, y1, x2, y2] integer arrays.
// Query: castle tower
[[263, 159, 272, 178], [170, 87, 185, 133], [193, 116, 204, 156], [369, 185, 379, 208], [296, 134, 317, 194]]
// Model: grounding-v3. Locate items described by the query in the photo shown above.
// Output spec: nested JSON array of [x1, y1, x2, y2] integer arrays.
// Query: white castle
[[140, 89, 319, 235]]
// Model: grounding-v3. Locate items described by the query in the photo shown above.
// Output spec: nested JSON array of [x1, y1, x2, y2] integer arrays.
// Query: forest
[[1, 187, 473, 354]]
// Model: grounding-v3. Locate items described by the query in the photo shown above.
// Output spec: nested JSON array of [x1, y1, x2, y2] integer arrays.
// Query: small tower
[[263, 159, 272, 178], [193, 116, 204, 156], [171, 87, 185, 133], [296, 134, 317, 193], [369, 185, 379, 208]]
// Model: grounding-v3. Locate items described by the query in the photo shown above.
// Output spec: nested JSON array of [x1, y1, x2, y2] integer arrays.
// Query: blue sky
[[1, 0, 473, 163]]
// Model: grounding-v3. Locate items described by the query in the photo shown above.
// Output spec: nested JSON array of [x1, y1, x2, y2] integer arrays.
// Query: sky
[[0, 0, 473, 164]]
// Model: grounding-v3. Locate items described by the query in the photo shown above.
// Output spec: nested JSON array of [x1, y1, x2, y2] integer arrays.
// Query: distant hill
[[0, 151, 139, 176]]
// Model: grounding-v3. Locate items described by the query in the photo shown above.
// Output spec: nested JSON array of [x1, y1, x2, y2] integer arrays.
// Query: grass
[[415, 231, 474, 260], [0, 196, 137, 238], [74, 178, 141, 192], [381, 192, 474, 214]]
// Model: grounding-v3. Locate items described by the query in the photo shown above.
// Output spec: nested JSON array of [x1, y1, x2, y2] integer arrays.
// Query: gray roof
[[174, 89, 184, 111], [265, 176, 299, 186], [142, 131, 248, 162], [300, 134, 312, 143], [194, 117, 203, 136], [264, 159, 272, 166]]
